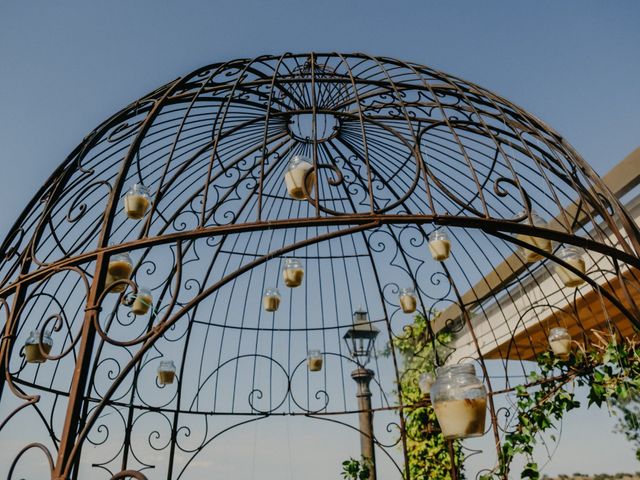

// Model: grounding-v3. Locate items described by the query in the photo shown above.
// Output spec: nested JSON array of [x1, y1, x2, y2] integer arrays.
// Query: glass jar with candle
[[307, 350, 323, 372], [24, 330, 53, 364], [106, 252, 133, 293], [262, 288, 281, 312], [131, 287, 153, 316], [555, 246, 586, 288], [399, 287, 417, 314], [516, 210, 552, 262], [548, 327, 571, 359], [431, 363, 487, 440], [428, 230, 451, 261], [419, 371, 436, 396], [282, 258, 304, 288], [157, 360, 176, 385], [284, 155, 315, 200], [124, 184, 151, 220]]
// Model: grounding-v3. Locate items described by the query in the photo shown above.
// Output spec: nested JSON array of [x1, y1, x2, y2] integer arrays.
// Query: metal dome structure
[[0, 52, 639, 480]]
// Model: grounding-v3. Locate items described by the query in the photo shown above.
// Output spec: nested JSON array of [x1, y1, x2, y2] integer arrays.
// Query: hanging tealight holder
[[555, 246, 586, 288], [262, 288, 281, 312], [516, 210, 552, 263], [157, 360, 176, 385], [130, 287, 153, 315], [428, 230, 451, 261], [282, 258, 304, 288], [24, 330, 53, 364], [124, 183, 151, 220], [548, 327, 572, 359], [399, 287, 417, 314], [106, 252, 133, 293], [307, 350, 323, 372], [431, 363, 487, 440], [284, 155, 315, 200]]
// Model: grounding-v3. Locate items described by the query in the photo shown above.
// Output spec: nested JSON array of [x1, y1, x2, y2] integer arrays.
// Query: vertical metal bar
[[441, 262, 504, 479], [257, 53, 288, 222], [310, 53, 321, 218], [54, 73, 183, 479], [53, 252, 106, 479]]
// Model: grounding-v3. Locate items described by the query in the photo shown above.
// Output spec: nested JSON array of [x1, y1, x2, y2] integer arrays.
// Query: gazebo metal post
[[53, 253, 106, 480]]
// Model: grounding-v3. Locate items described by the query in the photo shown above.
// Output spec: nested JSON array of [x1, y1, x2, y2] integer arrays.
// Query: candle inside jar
[[549, 337, 571, 358], [158, 369, 176, 385], [429, 239, 451, 261], [283, 268, 304, 288], [284, 157, 315, 200], [124, 184, 151, 220], [25, 342, 52, 363], [556, 258, 586, 288], [124, 194, 150, 220], [433, 397, 487, 440], [516, 234, 552, 263], [131, 293, 153, 315], [308, 357, 323, 372], [106, 260, 133, 293], [399, 293, 417, 314], [263, 295, 281, 312]]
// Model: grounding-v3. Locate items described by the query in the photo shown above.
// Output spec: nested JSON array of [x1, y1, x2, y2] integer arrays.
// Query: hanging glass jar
[[555, 246, 586, 288], [399, 287, 417, 314], [106, 252, 133, 293], [157, 360, 176, 385], [24, 330, 53, 364], [307, 350, 323, 372], [284, 155, 315, 200], [516, 210, 552, 263], [418, 371, 436, 396], [431, 363, 487, 440], [130, 287, 153, 316], [282, 258, 304, 288], [548, 327, 571, 359], [428, 230, 451, 261], [262, 288, 281, 312], [124, 183, 151, 220]]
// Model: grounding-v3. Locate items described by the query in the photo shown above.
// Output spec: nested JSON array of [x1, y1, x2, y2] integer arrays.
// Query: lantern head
[[343, 307, 379, 365]]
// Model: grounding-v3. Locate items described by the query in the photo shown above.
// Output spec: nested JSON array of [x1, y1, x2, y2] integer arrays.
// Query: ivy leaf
[[521, 462, 539, 479]]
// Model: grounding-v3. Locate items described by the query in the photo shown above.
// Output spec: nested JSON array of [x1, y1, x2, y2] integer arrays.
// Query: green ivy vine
[[343, 318, 640, 480], [341, 457, 372, 480], [482, 331, 640, 480], [386, 312, 465, 480]]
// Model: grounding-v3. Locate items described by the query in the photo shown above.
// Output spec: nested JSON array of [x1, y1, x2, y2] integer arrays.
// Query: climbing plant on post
[[386, 312, 464, 480]]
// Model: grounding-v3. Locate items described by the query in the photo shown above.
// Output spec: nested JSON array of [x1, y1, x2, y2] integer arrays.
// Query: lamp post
[[343, 307, 380, 480]]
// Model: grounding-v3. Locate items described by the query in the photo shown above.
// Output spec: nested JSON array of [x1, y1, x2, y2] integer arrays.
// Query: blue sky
[[0, 1, 639, 478], [1, 0, 639, 237]]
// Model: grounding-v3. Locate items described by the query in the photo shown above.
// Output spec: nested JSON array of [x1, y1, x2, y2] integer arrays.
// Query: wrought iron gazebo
[[0, 52, 639, 480]]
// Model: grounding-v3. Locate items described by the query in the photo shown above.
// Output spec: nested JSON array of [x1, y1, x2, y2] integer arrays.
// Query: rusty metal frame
[[0, 53, 638, 480]]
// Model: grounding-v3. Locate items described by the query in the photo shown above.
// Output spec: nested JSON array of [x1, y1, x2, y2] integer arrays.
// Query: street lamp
[[344, 307, 379, 363], [343, 307, 379, 480]]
